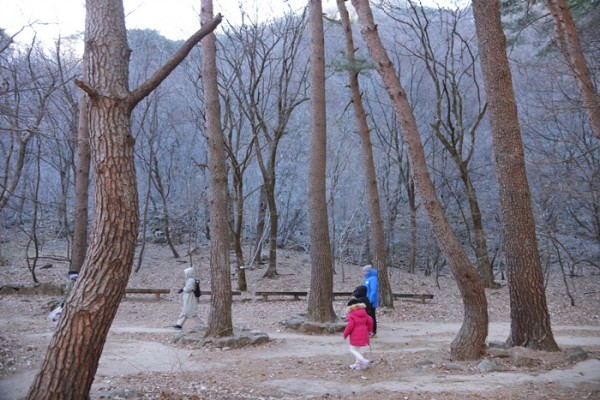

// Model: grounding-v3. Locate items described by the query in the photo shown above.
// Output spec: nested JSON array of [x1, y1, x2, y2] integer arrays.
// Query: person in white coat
[[173, 267, 204, 329]]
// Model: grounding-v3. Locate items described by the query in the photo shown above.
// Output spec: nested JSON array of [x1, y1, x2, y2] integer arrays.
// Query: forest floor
[[0, 239, 599, 399]]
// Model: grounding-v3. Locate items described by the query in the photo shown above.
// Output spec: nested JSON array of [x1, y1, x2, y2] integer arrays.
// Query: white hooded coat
[[179, 267, 199, 318]]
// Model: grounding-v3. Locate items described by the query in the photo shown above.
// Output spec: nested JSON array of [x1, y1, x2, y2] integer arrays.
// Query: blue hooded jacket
[[363, 269, 379, 308]]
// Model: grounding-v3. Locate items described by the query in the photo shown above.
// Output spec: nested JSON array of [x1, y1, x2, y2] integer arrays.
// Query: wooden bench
[[333, 292, 354, 299], [199, 290, 242, 297], [124, 289, 243, 301], [255, 291, 356, 301], [124, 288, 170, 301], [393, 293, 434, 303], [254, 290, 433, 303], [255, 291, 307, 301]]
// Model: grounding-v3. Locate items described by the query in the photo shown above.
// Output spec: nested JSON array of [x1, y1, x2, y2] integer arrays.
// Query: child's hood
[[347, 302, 367, 314], [364, 269, 378, 279], [184, 267, 195, 279], [353, 285, 368, 298]]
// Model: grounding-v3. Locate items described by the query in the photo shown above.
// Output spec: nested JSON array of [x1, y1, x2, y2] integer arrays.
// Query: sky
[[0, 0, 336, 45], [1, 0, 460, 47]]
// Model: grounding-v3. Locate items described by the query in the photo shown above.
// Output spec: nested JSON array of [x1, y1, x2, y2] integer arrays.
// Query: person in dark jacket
[[349, 285, 375, 334]]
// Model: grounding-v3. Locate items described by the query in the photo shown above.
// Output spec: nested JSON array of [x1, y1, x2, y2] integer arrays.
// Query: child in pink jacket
[[343, 298, 374, 370]]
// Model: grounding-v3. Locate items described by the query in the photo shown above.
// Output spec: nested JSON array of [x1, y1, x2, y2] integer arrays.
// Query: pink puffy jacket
[[343, 303, 374, 346]]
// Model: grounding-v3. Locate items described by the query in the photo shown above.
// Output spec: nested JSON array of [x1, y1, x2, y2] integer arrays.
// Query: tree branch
[[74, 79, 98, 97], [128, 14, 223, 107]]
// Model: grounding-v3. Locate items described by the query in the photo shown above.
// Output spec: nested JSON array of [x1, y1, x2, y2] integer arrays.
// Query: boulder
[[488, 348, 511, 358], [564, 347, 588, 362], [510, 347, 539, 367], [476, 359, 503, 372], [444, 363, 467, 371]]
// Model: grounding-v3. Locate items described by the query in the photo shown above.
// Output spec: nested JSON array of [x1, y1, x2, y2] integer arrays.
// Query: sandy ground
[[1, 242, 599, 399]]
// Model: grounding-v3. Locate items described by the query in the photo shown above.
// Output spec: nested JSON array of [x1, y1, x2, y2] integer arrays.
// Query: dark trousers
[[369, 308, 377, 334], [373, 308, 377, 333]]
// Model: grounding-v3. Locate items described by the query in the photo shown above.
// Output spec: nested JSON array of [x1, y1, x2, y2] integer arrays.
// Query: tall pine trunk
[[201, 0, 233, 337], [307, 0, 336, 323], [27, 1, 221, 396], [28, 1, 139, 394], [471, 0, 559, 351]]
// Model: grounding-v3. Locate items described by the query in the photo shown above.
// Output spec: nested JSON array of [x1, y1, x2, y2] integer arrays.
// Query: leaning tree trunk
[[545, 0, 600, 146], [307, 0, 336, 323], [337, 0, 393, 308], [27, 2, 139, 396], [202, 0, 233, 337], [471, 0, 559, 351], [351, 0, 488, 360], [28, 97, 139, 400], [26, 1, 222, 397]]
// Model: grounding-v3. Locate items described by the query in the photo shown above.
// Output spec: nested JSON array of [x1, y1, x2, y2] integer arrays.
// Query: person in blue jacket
[[362, 265, 379, 338]]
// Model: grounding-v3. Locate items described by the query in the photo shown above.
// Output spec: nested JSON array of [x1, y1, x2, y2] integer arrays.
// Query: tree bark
[[26, 1, 222, 397], [70, 86, 91, 273], [254, 185, 267, 264], [232, 170, 247, 291], [545, 0, 600, 145], [336, 0, 393, 308], [263, 174, 280, 278], [28, 0, 139, 392], [307, 0, 336, 323], [471, 0, 559, 351], [201, 0, 233, 337], [351, 0, 488, 360], [407, 174, 417, 274]]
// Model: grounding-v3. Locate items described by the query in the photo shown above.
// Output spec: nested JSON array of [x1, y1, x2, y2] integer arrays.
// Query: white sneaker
[[359, 359, 370, 370], [350, 363, 359, 370]]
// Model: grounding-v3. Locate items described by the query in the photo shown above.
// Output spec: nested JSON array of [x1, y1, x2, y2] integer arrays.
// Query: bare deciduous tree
[[396, 3, 497, 288], [0, 40, 56, 214], [221, 10, 309, 279]]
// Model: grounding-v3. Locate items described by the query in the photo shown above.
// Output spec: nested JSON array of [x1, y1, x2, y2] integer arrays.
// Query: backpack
[[193, 279, 201, 297]]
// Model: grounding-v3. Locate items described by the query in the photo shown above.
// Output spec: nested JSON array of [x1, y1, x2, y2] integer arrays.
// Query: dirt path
[[2, 243, 599, 398], [2, 320, 599, 399]]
